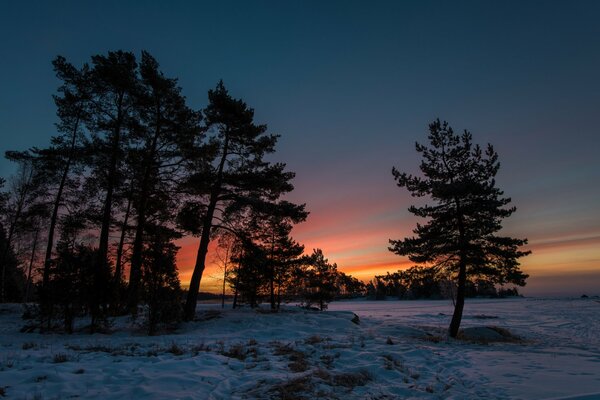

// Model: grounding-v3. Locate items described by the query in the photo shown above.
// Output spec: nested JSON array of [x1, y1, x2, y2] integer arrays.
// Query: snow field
[[0, 298, 599, 399]]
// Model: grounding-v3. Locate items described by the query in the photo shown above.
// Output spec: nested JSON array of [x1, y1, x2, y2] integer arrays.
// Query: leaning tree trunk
[[449, 259, 467, 338], [24, 228, 40, 303], [184, 135, 229, 321], [42, 112, 80, 296], [184, 199, 216, 320], [449, 197, 467, 338]]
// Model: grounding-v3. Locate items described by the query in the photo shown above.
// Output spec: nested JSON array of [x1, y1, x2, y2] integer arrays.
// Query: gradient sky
[[1, 1, 599, 296]]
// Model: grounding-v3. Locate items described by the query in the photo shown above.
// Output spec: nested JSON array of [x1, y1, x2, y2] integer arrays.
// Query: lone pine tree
[[389, 120, 530, 337]]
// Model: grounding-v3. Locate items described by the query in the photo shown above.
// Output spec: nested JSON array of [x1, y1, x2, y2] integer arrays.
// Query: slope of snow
[[0, 298, 598, 399]]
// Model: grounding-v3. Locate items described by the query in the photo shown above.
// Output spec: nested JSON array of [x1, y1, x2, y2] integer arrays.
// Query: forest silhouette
[[0, 51, 529, 336]]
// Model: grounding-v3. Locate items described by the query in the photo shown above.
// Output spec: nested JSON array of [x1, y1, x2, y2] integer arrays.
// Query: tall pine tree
[[126, 51, 202, 312], [390, 120, 530, 337], [181, 82, 298, 320]]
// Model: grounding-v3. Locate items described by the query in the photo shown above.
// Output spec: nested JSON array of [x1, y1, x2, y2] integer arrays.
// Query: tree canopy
[[390, 119, 530, 337]]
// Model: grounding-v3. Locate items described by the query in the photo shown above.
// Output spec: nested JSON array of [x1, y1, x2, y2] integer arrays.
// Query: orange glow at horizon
[[175, 197, 600, 296]]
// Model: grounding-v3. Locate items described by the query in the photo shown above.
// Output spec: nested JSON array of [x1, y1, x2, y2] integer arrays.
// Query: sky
[[0, 0, 599, 296]]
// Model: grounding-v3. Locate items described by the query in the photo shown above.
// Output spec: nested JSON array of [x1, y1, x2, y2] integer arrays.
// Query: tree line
[[366, 267, 521, 301], [0, 50, 363, 334]]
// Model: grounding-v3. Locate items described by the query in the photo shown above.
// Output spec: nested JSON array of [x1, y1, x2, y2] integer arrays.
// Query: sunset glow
[[176, 196, 600, 296], [1, 1, 599, 297]]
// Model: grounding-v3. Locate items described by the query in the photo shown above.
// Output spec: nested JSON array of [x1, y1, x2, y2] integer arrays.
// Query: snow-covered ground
[[1, 298, 599, 399]]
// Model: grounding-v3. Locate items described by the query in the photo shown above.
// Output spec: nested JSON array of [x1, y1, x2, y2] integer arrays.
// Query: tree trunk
[[128, 115, 161, 312], [24, 228, 40, 303], [449, 261, 466, 337], [183, 203, 215, 319], [269, 234, 275, 310], [184, 134, 229, 320], [276, 281, 281, 309], [111, 190, 132, 313], [449, 196, 467, 338], [221, 263, 227, 309], [232, 261, 241, 309], [42, 113, 80, 295], [127, 206, 146, 312], [94, 98, 123, 329]]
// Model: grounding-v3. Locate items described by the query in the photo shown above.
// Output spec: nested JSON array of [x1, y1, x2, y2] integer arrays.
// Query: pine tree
[[39, 56, 90, 300], [85, 51, 139, 327], [300, 249, 338, 311], [181, 82, 298, 320], [390, 120, 530, 337], [247, 200, 307, 309], [126, 51, 201, 312], [141, 224, 182, 335]]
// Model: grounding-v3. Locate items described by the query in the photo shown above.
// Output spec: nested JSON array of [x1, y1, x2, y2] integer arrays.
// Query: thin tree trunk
[[184, 204, 215, 319], [449, 196, 466, 338], [449, 261, 466, 337], [184, 134, 230, 320], [128, 117, 160, 312], [24, 228, 40, 303], [112, 190, 132, 313], [269, 233, 275, 310], [94, 97, 123, 329], [115, 194, 132, 285], [276, 280, 281, 309], [221, 262, 227, 309], [232, 261, 241, 309], [42, 113, 80, 294]]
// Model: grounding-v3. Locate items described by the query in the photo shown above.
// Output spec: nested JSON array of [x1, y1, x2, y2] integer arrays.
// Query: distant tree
[[228, 238, 267, 309], [224, 202, 306, 310], [181, 82, 298, 320], [300, 249, 338, 311], [390, 120, 530, 337], [402, 266, 441, 299], [141, 224, 182, 335], [334, 272, 365, 298], [246, 200, 307, 309]]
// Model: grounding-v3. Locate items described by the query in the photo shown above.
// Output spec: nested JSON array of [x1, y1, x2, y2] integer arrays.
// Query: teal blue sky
[[1, 1, 599, 295]]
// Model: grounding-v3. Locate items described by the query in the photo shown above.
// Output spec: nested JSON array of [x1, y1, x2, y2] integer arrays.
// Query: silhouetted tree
[[0, 159, 46, 302], [246, 200, 307, 309], [335, 272, 366, 298], [228, 238, 267, 308], [181, 82, 298, 320], [141, 224, 182, 335], [0, 221, 25, 302], [300, 249, 338, 311], [85, 51, 139, 327], [36, 55, 90, 306], [390, 119, 530, 337], [45, 211, 95, 333], [126, 51, 202, 312]]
